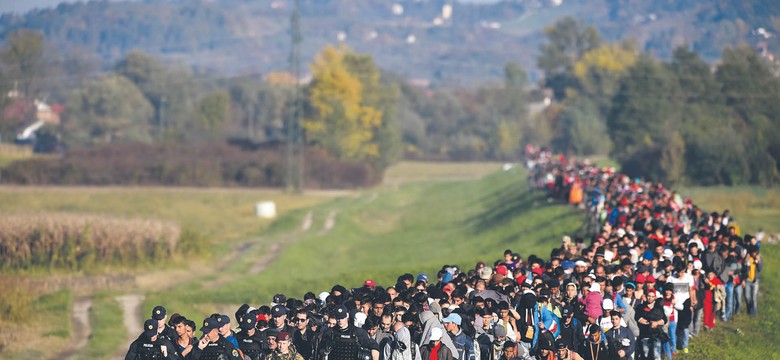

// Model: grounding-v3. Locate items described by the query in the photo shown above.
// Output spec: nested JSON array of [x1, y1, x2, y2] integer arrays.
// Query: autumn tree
[[537, 17, 601, 99], [305, 45, 385, 162]]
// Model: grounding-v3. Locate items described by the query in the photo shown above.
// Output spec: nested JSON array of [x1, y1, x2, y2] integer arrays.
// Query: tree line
[[533, 17, 780, 186], [1, 19, 779, 187]]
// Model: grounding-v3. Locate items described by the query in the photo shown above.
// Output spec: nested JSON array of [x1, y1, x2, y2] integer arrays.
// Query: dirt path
[[106, 212, 316, 360], [50, 296, 92, 360], [317, 211, 337, 235], [109, 294, 145, 360]]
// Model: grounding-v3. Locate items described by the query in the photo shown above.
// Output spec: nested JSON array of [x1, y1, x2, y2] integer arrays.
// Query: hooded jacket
[[384, 327, 422, 360], [420, 311, 459, 356]]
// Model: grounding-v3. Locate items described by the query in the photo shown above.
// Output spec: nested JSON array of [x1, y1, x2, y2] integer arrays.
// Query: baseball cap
[[143, 319, 157, 337], [239, 315, 257, 330], [151, 305, 166, 321], [635, 274, 646, 284], [693, 260, 703, 270], [200, 317, 219, 333], [333, 305, 349, 320], [364, 279, 375, 287], [602, 298, 614, 310], [216, 314, 231, 326], [555, 339, 568, 350], [271, 305, 287, 317], [561, 306, 573, 317], [663, 249, 673, 259], [442, 313, 462, 326], [417, 274, 429, 283], [590, 282, 601, 293], [429, 327, 443, 341]]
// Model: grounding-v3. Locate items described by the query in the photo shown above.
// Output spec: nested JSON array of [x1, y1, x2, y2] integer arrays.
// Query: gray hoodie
[[419, 311, 459, 356], [384, 326, 422, 360]]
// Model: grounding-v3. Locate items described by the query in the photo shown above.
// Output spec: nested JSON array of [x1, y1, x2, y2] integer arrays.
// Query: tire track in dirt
[[109, 294, 144, 360], [50, 296, 91, 360]]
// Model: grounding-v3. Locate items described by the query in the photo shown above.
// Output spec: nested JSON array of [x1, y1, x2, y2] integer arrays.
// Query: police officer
[[271, 305, 296, 334], [152, 305, 177, 343], [316, 305, 379, 360], [236, 313, 265, 360], [125, 319, 178, 360], [190, 317, 243, 360]]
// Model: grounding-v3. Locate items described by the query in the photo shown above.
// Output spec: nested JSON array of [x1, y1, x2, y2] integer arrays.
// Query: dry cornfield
[[0, 213, 180, 270]]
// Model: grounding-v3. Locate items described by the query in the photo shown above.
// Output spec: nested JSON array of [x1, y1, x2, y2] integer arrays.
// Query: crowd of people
[[126, 147, 764, 360]]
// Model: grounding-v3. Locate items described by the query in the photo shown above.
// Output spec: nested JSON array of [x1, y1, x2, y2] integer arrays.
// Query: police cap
[[143, 319, 157, 337], [151, 305, 166, 321]]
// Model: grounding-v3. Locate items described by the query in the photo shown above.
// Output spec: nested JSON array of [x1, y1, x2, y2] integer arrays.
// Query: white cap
[[353, 312, 367, 328], [604, 250, 614, 262], [319, 292, 330, 302], [602, 298, 614, 310], [590, 282, 601, 293], [663, 249, 673, 259], [429, 327, 443, 341], [693, 260, 703, 270], [575, 260, 588, 267]]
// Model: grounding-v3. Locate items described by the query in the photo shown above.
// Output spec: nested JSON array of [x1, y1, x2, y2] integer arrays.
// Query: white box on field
[[256, 201, 277, 218]]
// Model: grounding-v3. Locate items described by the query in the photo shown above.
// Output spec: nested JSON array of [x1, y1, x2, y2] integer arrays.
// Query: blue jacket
[[531, 304, 560, 347], [450, 329, 475, 360]]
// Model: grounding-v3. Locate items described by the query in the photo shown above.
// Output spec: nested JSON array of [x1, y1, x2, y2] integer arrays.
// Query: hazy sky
[[0, 0, 503, 16], [1, 0, 87, 15]]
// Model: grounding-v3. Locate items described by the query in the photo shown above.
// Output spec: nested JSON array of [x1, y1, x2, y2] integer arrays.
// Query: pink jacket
[[584, 291, 604, 319]]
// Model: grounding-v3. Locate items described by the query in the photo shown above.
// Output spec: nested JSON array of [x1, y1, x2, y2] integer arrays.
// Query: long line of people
[[126, 149, 763, 360]]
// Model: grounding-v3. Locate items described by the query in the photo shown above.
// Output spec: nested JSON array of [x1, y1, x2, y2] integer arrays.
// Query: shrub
[[0, 141, 381, 189]]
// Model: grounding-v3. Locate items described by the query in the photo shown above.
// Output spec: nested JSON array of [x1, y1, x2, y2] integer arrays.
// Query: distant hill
[[1, 0, 778, 86]]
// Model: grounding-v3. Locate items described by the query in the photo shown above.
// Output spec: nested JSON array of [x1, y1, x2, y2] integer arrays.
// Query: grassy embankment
[[143, 162, 585, 326]]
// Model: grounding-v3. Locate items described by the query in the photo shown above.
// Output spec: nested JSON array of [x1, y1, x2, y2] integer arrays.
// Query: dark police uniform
[[316, 325, 377, 360], [190, 335, 244, 360], [125, 320, 178, 360], [236, 329, 266, 360]]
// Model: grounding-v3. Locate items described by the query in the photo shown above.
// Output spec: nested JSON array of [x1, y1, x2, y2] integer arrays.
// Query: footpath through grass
[[147, 166, 585, 320]]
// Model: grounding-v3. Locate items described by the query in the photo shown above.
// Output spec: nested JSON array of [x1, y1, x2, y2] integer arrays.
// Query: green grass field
[[143, 165, 585, 325], [1, 161, 778, 359], [678, 186, 780, 234]]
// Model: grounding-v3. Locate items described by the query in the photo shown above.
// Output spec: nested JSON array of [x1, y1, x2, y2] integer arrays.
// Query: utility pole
[[286, 0, 304, 193], [159, 96, 167, 139]]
